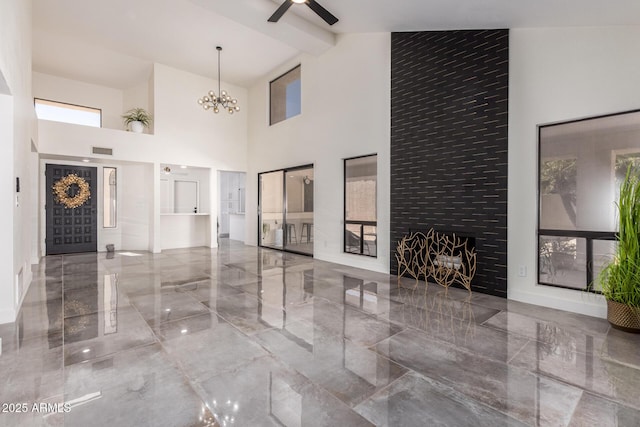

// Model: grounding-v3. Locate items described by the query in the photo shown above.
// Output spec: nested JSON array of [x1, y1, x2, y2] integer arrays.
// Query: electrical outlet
[[518, 265, 527, 277]]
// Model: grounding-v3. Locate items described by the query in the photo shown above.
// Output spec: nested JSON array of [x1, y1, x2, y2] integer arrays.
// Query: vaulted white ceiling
[[32, 0, 640, 89]]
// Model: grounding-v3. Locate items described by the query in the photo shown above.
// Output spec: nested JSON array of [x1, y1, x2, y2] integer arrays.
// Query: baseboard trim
[[509, 289, 607, 319], [313, 252, 390, 275], [19, 267, 33, 311]]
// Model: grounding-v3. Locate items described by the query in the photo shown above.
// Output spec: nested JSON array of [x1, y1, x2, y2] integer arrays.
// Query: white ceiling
[[32, 0, 640, 90]]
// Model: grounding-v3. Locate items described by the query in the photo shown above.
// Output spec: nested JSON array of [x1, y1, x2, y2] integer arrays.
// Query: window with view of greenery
[[540, 159, 577, 228], [538, 110, 640, 291]]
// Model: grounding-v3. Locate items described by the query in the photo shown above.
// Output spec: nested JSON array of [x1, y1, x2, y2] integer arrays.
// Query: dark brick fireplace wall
[[390, 30, 509, 297]]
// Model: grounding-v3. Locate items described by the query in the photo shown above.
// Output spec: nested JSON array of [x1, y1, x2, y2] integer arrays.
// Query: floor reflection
[[64, 274, 121, 344], [269, 371, 302, 426], [390, 284, 479, 342], [2, 242, 640, 426]]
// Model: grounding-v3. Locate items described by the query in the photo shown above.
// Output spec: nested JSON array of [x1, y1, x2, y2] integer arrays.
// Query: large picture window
[[538, 110, 640, 291], [270, 65, 301, 125], [344, 154, 377, 257]]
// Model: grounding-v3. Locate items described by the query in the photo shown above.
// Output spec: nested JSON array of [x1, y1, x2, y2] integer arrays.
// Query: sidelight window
[[103, 167, 117, 228]]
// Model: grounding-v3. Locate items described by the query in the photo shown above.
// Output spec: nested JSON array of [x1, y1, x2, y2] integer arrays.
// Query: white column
[[0, 94, 16, 323]]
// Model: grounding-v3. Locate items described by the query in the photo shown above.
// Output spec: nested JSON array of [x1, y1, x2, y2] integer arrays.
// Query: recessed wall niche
[[390, 30, 509, 297]]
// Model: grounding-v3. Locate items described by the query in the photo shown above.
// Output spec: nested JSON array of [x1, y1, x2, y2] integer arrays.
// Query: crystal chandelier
[[198, 46, 240, 114]]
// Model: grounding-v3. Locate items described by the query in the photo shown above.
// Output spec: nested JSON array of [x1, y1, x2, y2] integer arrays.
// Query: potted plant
[[122, 108, 152, 133], [598, 166, 640, 332]]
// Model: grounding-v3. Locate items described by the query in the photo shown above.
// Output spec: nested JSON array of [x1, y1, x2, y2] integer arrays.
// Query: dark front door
[[46, 164, 98, 255]]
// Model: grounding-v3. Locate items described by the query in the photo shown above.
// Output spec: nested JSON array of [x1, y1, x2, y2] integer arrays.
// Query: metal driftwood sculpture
[[395, 231, 429, 287], [396, 229, 476, 292]]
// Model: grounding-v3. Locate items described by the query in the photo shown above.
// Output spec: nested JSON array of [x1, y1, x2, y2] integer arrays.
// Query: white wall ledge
[[161, 213, 210, 216]]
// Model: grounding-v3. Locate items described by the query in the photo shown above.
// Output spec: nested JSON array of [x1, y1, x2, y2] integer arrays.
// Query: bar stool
[[285, 223, 297, 244], [301, 223, 313, 243]]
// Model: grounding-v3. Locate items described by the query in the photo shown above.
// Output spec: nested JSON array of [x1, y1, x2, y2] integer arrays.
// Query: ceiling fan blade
[[268, 0, 293, 23], [306, 0, 339, 25]]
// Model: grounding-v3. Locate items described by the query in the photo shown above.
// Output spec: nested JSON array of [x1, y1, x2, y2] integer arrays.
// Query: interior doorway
[[218, 171, 246, 243], [258, 164, 314, 256]]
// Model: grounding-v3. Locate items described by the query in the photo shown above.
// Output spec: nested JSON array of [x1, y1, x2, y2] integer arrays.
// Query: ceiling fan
[[268, 0, 339, 26]]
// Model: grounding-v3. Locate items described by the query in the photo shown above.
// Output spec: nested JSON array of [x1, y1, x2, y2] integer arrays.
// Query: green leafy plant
[[122, 108, 152, 128], [598, 165, 640, 307]]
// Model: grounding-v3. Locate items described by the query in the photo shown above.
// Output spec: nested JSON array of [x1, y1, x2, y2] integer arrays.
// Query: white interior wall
[[247, 33, 391, 273], [119, 163, 153, 251], [147, 68, 155, 135], [160, 215, 210, 249], [153, 63, 248, 170], [29, 140, 39, 265], [33, 72, 125, 130], [0, 94, 16, 323], [38, 120, 155, 160], [509, 26, 640, 318], [0, 0, 36, 324], [122, 80, 151, 117]]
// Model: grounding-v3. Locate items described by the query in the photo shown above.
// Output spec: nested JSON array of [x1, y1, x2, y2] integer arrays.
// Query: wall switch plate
[[518, 265, 527, 277]]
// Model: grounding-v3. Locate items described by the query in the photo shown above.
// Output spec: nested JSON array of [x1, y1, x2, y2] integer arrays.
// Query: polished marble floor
[[1, 241, 640, 426]]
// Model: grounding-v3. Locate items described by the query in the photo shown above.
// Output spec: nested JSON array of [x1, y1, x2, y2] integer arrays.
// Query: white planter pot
[[130, 121, 144, 133]]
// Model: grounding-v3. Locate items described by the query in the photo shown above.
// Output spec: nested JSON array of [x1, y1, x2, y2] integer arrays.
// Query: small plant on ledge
[[122, 108, 152, 133]]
